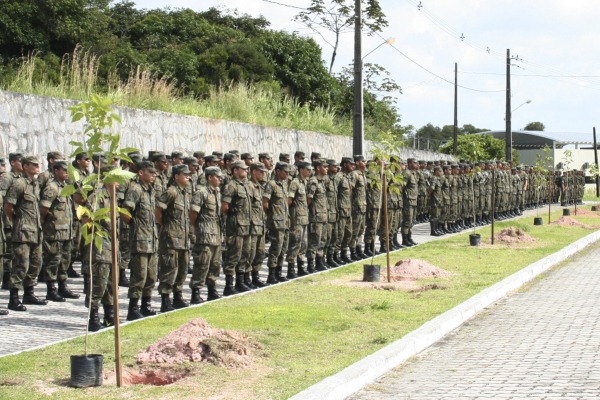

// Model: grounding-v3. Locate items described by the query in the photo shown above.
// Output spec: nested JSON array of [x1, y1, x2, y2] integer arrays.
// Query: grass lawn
[[1, 208, 599, 399]]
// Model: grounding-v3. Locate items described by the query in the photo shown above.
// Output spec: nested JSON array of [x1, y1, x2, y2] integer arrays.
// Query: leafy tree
[[524, 121, 545, 131], [439, 133, 508, 162], [294, 0, 387, 73]]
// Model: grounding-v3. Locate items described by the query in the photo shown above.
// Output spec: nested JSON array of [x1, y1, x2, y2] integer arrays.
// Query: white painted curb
[[290, 229, 600, 400]]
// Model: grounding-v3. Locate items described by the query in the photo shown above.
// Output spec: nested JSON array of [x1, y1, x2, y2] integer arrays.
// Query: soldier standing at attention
[[38, 151, 65, 192], [151, 152, 169, 202], [39, 160, 79, 302], [258, 153, 274, 181], [350, 155, 368, 260], [324, 159, 340, 268], [306, 159, 329, 273], [364, 158, 382, 256], [247, 162, 269, 287], [1, 153, 23, 291], [156, 164, 192, 310], [221, 160, 253, 295], [263, 162, 291, 283], [401, 158, 419, 246], [427, 166, 444, 236], [0, 188, 7, 314], [189, 166, 224, 303], [122, 161, 159, 319], [336, 157, 355, 264], [4, 156, 46, 311], [286, 161, 311, 278]]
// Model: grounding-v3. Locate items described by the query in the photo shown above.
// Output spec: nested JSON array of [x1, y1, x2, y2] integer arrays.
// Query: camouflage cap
[[129, 153, 143, 164], [151, 152, 167, 162], [228, 150, 240, 156], [231, 160, 248, 170], [341, 157, 355, 165], [326, 159, 339, 167], [137, 160, 157, 173], [223, 153, 235, 161], [407, 158, 416, 163], [47, 151, 66, 160], [279, 153, 291, 161], [313, 159, 327, 167], [258, 152, 272, 160], [172, 164, 192, 175], [204, 155, 218, 163], [53, 160, 69, 170], [183, 157, 199, 166], [310, 152, 322, 159], [9, 152, 23, 162], [212, 151, 224, 158], [22, 155, 41, 165], [297, 161, 313, 170], [294, 151, 305, 158], [249, 162, 268, 172], [171, 151, 184, 159], [193, 151, 205, 158], [275, 161, 291, 172], [241, 152, 254, 160], [353, 155, 366, 162], [204, 166, 223, 177]]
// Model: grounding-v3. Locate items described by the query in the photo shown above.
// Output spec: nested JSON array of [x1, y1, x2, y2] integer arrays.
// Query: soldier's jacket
[[40, 178, 74, 242], [450, 174, 460, 204], [197, 171, 207, 188], [248, 179, 265, 236], [402, 169, 419, 206], [153, 171, 168, 202], [473, 170, 482, 197], [0, 191, 4, 255], [0, 170, 21, 197], [220, 169, 233, 190], [264, 179, 289, 231], [188, 172, 198, 196], [222, 178, 251, 236], [365, 170, 382, 211], [441, 175, 451, 205], [37, 168, 54, 193], [417, 169, 427, 197], [428, 175, 443, 206], [157, 184, 190, 250], [191, 185, 222, 246], [288, 176, 309, 226], [5, 176, 42, 244], [337, 172, 353, 217], [124, 179, 158, 254], [351, 169, 367, 214], [387, 173, 403, 210], [85, 183, 114, 263], [325, 173, 338, 223], [306, 175, 328, 223]]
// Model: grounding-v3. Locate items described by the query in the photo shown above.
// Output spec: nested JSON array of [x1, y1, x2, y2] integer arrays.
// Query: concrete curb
[[290, 229, 600, 400]]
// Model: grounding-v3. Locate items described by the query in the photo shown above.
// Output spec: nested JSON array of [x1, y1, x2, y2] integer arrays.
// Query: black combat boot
[[339, 249, 352, 264], [325, 252, 337, 268], [38, 267, 46, 283], [223, 275, 239, 296], [244, 272, 257, 289], [356, 245, 367, 259], [251, 271, 269, 288], [315, 256, 327, 271], [266, 268, 279, 285], [435, 221, 445, 236], [363, 242, 374, 257], [160, 293, 175, 312], [103, 304, 114, 327], [141, 296, 157, 316], [207, 281, 221, 301], [407, 233, 418, 246], [172, 291, 189, 309], [296, 257, 305, 271], [190, 288, 204, 304], [1, 271, 10, 290], [58, 280, 80, 299], [8, 288, 26, 311], [23, 286, 48, 305], [298, 260, 308, 276], [118, 268, 129, 288], [0, 308, 7, 315], [66, 263, 81, 278], [349, 248, 359, 261], [234, 273, 251, 293], [286, 262, 298, 279], [306, 257, 315, 274], [392, 235, 403, 249], [127, 298, 144, 321], [430, 221, 441, 236], [402, 234, 414, 247], [46, 281, 65, 302], [275, 266, 288, 282], [88, 307, 104, 332]]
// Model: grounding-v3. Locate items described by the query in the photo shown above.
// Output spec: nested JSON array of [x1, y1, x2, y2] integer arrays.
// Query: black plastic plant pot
[[469, 233, 481, 246], [563, 209, 571, 216], [363, 264, 381, 282], [70, 354, 103, 388], [534, 217, 543, 226]]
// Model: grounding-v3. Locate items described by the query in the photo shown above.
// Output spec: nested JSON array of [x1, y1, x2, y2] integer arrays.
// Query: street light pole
[[505, 49, 512, 163], [353, 0, 364, 156]]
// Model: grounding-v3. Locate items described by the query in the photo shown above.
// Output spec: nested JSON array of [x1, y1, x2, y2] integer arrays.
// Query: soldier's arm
[[2, 203, 14, 223], [39, 183, 59, 225], [189, 190, 205, 225], [262, 182, 273, 212], [121, 185, 141, 225]]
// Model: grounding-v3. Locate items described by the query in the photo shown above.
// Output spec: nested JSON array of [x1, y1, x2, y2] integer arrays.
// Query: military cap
[[516, 166, 522, 170], [341, 157, 355, 165], [258, 152, 272, 160], [231, 160, 248, 170], [166, 154, 172, 161], [47, 151, 66, 160], [151, 152, 167, 162], [148, 150, 158, 159], [310, 152, 322, 159], [241, 153, 254, 160], [279, 153, 291, 161], [442, 165, 450, 170], [249, 162, 268, 172], [21, 155, 40, 165], [204, 155, 218, 163], [294, 151, 305, 158], [433, 166, 442, 172], [275, 161, 291, 172], [129, 153, 143, 164], [228, 150, 240, 156], [172, 164, 192, 175], [459, 159, 466, 163], [53, 160, 69, 170], [137, 160, 157, 173], [326, 159, 339, 167], [451, 164, 459, 168], [297, 161, 313, 170], [389, 155, 399, 163], [193, 151, 205, 158], [171, 151, 184, 159], [212, 151, 224, 158], [99, 165, 117, 174], [418, 160, 426, 164], [9, 153, 23, 162], [427, 161, 434, 165], [313, 159, 327, 167], [204, 166, 223, 177], [398, 158, 406, 164], [183, 157, 199, 166], [407, 158, 416, 163], [75, 153, 89, 161], [353, 155, 366, 162]]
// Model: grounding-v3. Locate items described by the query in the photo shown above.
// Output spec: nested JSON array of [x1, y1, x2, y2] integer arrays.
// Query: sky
[[131, 0, 600, 143]]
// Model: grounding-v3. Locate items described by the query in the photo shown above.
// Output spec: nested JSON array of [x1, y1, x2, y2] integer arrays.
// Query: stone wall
[[0, 90, 453, 168]]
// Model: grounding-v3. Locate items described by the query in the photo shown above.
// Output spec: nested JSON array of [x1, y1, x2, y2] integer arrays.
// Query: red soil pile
[[550, 216, 600, 229], [389, 259, 453, 281], [493, 227, 536, 243]]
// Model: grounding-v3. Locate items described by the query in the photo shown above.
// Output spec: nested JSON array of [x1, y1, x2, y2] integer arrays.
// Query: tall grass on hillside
[[2, 49, 350, 136]]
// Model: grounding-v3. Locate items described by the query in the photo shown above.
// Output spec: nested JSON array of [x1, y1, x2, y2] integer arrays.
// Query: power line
[[261, 0, 308, 11]]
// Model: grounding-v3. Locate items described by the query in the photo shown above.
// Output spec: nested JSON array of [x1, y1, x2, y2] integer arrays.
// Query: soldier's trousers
[[267, 229, 289, 269], [129, 252, 157, 298], [336, 215, 352, 250], [90, 261, 113, 308], [3, 227, 12, 281], [350, 212, 366, 248], [287, 224, 308, 263], [322, 220, 337, 255], [158, 249, 188, 294], [11, 242, 42, 290], [190, 243, 221, 288], [250, 234, 266, 272], [307, 222, 326, 259], [42, 240, 72, 283], [429, 203, 441, 222], [224, 235, 251, 276], [401, 204, 416, 234], [379, 207, 398, 240], [364, 209, 380, 244], [118, 225, 131, 271]]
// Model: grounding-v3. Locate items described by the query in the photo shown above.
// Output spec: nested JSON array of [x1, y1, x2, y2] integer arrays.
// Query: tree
[[439, 133, 511, 162], [524, 121, 545, 131], [294, 0, 387, 73]]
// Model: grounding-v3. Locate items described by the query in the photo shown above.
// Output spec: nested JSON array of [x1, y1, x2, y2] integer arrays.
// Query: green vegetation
[[0, 209, 597, 399]]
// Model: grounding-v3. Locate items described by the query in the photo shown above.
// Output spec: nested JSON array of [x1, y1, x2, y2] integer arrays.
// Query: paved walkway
[[0, 205, 560, 357], [350, 234, 600, 400]]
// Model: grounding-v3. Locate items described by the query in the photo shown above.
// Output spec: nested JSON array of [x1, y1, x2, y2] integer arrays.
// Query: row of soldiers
[[0, 151, 586, 327]]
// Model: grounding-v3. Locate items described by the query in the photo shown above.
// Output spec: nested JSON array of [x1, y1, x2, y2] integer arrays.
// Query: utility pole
[[352, 0, 364, 156], [453, 62, 458, 156], [505, 49, 512, 163]]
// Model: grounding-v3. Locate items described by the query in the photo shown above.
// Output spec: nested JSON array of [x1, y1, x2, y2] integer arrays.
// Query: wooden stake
[[108, 184, 123, 388], [383, 177, 391, 283]]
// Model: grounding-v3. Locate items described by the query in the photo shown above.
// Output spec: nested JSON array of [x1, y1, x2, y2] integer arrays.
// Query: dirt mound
[[136, 318, 261, 368], [104, 367, 191, 386], [573, 208, 600, 217], [550, 216, 600, 229], [493, 227, 536, 243], [388, 259, 453, 281]]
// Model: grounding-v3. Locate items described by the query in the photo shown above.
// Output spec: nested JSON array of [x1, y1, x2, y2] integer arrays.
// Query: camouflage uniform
[[264, 166, 290, 281], [350, 162, 367, 257], [401, 161, 419, 245], [222, 177, 252, 276], [286, 170, 309, 275], [1, 169, 21, 287], [306, 168, 328, 268], [364, 163, 382, 253], [323, 164, 339, 266], [336, 166, 354, 258]]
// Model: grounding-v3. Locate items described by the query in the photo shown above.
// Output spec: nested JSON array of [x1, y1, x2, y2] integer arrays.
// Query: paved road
[[350, 232, 600, 400], [0, 205, 560, 358]]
